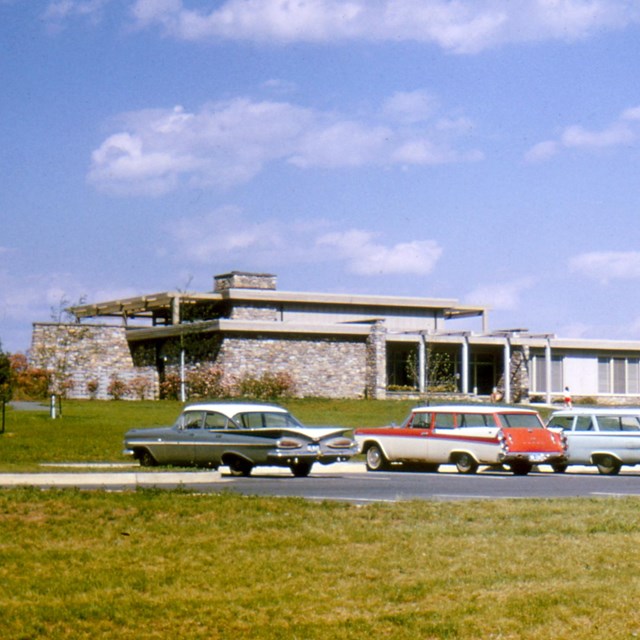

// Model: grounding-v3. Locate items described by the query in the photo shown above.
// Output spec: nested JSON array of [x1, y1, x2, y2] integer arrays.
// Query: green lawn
[[0, 490, 639, 639], [2, 399, 628, 640]]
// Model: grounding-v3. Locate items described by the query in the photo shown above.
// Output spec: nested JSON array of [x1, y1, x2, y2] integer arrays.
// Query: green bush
[[238, 371, 295, 400]]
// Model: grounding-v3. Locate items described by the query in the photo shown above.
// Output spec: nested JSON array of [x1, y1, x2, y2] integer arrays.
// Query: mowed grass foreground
[[1, 490, 640, 639], [1, 400, 636, 639]]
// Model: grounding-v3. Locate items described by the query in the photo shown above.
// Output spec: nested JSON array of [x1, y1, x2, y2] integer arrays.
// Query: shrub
[[107, 375, 128, 401], [187, 365, 229, 399], [9, 354, 50, 400], [238, 371, 295, 400], [129, 376, 150, 401], [86, 378, 99, 399]]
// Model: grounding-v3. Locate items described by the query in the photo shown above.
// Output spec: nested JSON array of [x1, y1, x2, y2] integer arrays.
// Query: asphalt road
[[5, 463, 640, 502], [210, 466, 640, 503]]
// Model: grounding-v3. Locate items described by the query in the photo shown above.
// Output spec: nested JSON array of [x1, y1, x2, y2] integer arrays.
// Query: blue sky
[[2, 0, 640, 353]]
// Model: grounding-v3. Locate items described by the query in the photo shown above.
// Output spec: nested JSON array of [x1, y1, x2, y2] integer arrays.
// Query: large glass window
[[598, 357, 640, 395], [532, 355, 564, 392]]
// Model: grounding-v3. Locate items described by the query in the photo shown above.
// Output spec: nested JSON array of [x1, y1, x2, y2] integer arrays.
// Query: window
[[459, 413, 490, 427], [598, 357, 640, 395], [180, 411, 204, 429], [411, 413, 431, 428], [532, 355, 564, 392], [597, 416, 621, 432], [547, 416, 574, 431], [574, 416, 593, 431], [621, 416, 640, 431], [434, 413, 455, 429], [204, 412, 228, 429]]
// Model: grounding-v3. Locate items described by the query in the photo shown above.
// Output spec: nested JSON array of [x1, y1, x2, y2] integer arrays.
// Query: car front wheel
[[139, 450, 157, 467], [455, 453, 478, 474], [596, 455, 621, 476], [365, 444, 389, 471]]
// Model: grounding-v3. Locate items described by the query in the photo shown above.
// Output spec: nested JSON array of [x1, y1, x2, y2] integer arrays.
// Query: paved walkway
[[0, 461, 367, 488]]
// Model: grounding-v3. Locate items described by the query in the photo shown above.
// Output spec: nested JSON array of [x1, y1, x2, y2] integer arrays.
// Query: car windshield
[[497, 413, 543, 429], [232, 411, 303, 429]]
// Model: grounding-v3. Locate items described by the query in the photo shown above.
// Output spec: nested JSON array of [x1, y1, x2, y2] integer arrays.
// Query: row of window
[[531, 355, 640, 395]]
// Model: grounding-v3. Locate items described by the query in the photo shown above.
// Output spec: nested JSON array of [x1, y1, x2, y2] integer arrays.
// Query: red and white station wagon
[[355, 405, 567, 476]]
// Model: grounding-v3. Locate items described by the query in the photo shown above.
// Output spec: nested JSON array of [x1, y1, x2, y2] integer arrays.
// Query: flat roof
[[69, 287, 487, 320]]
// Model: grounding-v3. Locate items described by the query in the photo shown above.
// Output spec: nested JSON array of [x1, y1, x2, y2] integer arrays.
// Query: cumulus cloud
[[168, 206, 288, 264], [465, 277, 535, 311], [128, 0, 640, 53], [316, 229, 443, 276], [88, 96, 481, 196], [43, 0, 110, 28], [166, 209, 443, 277], [569, 251, 640, 283], [525, 104, 640, 162]]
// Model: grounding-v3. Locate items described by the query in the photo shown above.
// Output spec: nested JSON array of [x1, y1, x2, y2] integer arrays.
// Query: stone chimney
[[214, 271, 277, 292]]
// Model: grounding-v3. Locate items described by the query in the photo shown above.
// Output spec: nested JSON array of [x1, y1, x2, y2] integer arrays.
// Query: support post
[[503, 339, 511, 404]]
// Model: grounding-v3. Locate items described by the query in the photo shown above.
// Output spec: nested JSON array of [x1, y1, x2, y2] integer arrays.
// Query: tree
[[0, 341, 12, 434]]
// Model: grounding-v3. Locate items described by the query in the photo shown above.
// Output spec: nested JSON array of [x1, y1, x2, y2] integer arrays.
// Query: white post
[[418, 334, 426, 394], [504, 338, 511, 404], [461, 336, 469, 395], [545, 338, 552, 405], [180, 349, 186, 403]]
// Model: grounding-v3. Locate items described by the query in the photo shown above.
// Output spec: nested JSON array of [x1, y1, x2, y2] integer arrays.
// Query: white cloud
[[525, 104, 640, 162], [465, 277, 535, 311], [569, 251, 640, 283], [88, 96, 481, 196], [166, 210, 443, 277], [316, 229, 443, 276], [129, 0, 640, 53], [168, 206, 286, 264], [43, 0, 110, 27]]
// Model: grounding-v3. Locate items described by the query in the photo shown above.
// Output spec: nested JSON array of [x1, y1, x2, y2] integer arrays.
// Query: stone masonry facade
[[30, 322, 385, 400], [31, 323, 158, 400]]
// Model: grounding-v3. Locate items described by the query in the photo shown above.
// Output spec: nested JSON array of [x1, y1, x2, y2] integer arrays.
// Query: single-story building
[[29, 271, 640, 404]]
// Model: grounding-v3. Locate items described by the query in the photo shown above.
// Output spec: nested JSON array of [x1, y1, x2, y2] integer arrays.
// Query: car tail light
[[326, 437, 355, 449], [498, 429, 510, 453], [277, 438, 304, 449]]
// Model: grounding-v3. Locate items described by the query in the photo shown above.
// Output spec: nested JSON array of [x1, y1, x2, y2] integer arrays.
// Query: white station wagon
[[355, 405, 566, 476], [547, 408, 640, 475]]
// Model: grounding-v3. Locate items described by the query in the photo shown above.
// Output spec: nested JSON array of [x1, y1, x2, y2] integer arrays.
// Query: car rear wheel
[[596, 455, 621, 476], [365, 444, 389, 471], [228, 459, 253, 477], [511, 462, 532, 476], [551, 463, 568, 473], [455, 453, 478, 474], [290, 462, 313, 477], [139, 450, 157, 467]]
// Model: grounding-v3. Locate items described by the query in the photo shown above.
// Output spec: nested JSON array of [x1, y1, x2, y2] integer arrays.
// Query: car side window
[[574, 416, 593, 431], [181, 411, 204, 429], [204, 412, 228, 429], [434, 413, 455, 429], [548, 416, 574, 431], [621, 416, 640, 431], [459, 413, 489, 427], [597, 416, 621, 431], [411, 413, 431, 428]]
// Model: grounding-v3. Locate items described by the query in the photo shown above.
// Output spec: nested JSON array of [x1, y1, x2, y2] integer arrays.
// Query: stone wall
[[31, 323, 158, 400], [218, 334, 368, 398]]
